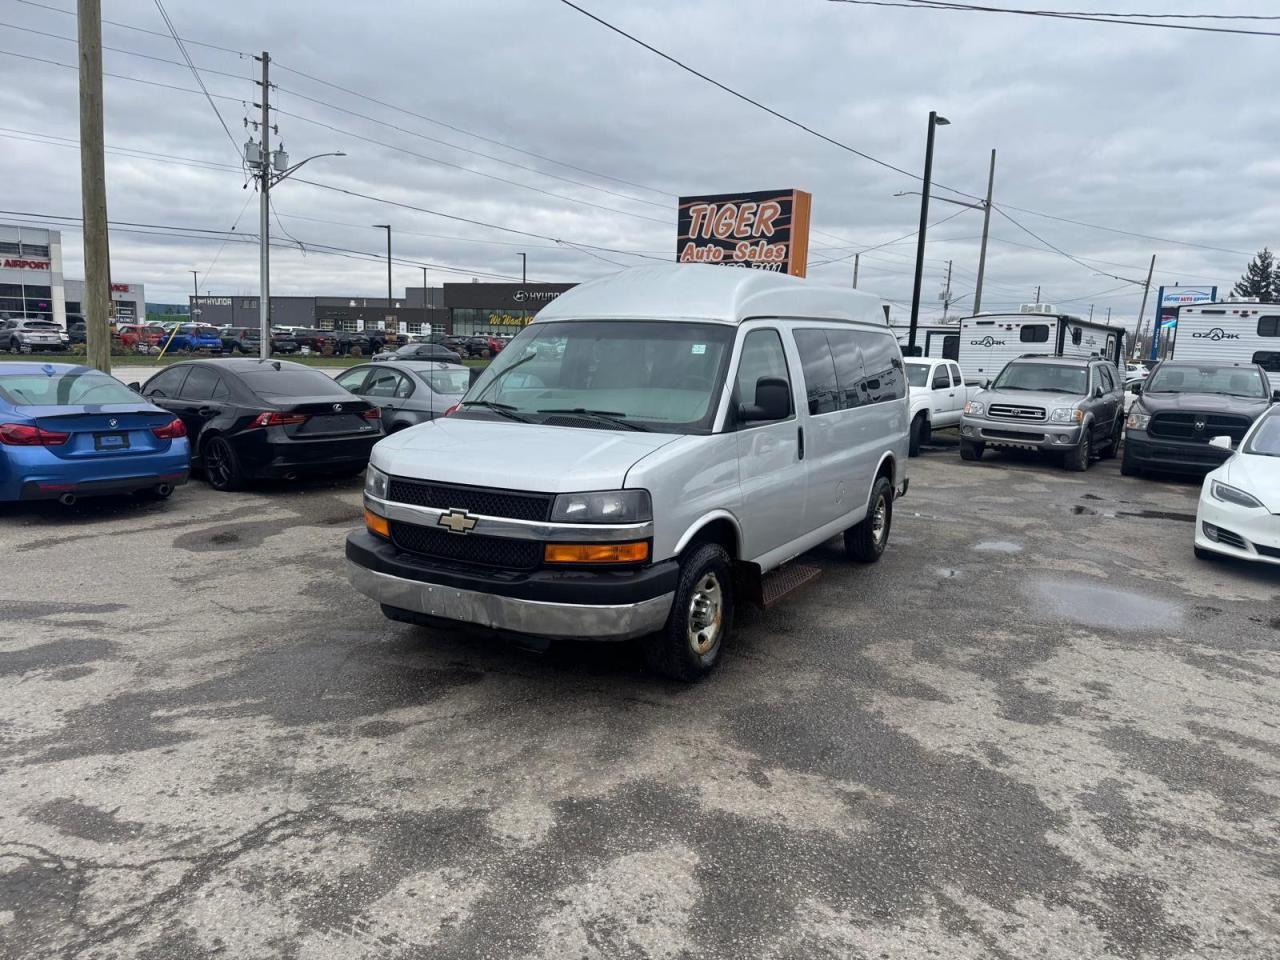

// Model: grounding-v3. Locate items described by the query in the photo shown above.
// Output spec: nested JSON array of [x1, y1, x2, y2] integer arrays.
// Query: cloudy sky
[[1, 0, 1276, 327]]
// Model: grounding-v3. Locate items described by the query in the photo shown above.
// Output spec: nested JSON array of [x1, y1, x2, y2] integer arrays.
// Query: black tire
[[1194, 546, 1216, 561], [1065, 431, 1091, 472], [1120, 450, 1141, 477], [908, 414, 926, 457], [1098, 416, 1122, 459], [845, 476, 894, 563], [202, 435, 244, 491], [960, 438, 984, 461], [643, 542, 734, 683]]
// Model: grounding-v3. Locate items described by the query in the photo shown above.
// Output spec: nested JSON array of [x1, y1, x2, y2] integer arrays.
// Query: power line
[[552, 0, 978, 200], [12, 0, 248, 55], [150, 0, 243, 162], [992, 205, 1143, 284], [808, 208, 970, 266], [827, 0, 1280, 37]]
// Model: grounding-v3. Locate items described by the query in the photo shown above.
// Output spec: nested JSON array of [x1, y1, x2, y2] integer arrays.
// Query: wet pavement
[[1, 438, 1278, 959]]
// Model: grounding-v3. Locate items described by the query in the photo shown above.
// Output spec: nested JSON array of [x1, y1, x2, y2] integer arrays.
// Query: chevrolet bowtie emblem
[[437, 509, 478, 535]]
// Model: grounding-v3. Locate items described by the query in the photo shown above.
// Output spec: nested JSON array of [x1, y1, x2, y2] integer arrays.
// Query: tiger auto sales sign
[[677, 189, 812, 277]]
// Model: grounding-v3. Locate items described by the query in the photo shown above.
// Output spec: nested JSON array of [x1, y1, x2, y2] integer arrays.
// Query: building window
[[406, 321, 423, 334], [20, 243, 49, 258], [0, 241, 18, 255]]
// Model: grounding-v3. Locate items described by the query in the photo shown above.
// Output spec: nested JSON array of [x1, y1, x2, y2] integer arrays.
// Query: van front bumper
[[345, 531, 677, 641]]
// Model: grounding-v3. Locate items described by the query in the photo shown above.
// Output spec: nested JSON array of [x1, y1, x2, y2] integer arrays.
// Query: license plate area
[[298, 414, 371, 435], [94, 432, 129, 451]]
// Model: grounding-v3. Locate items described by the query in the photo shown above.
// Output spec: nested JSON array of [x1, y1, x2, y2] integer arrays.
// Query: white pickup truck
[[905, 357, 981, 456]]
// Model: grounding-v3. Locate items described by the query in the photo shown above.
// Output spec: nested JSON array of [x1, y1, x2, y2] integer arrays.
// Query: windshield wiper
[[537, 407, 650, 431], [457, 400, 533, 423]]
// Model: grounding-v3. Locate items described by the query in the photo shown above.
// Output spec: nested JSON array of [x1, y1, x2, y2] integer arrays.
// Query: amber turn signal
[[544, 541, 649, 564], [364, 509, 390, 539]]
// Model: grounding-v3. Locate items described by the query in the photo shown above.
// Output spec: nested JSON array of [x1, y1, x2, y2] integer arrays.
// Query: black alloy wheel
[[202, 435, 244, 491]]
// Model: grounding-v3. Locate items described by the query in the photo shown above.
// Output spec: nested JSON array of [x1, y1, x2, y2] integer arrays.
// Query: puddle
[[972, 540, 1023, 554], [1027, 579, 1182, 630], [935, 567, 961, 579], [1081, 494, 1105, 501], [1071, 505, 1098, 516], [1115, 510, 1197, 523]]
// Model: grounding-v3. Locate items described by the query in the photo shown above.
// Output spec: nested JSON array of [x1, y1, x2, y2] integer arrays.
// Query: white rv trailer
[[1166, 300, 1280, 385], [892, 324, 961, 361], [957, 305, 1126, 385]]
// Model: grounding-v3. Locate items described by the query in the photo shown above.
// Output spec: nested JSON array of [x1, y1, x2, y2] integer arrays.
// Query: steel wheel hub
[[687, 572, 723, 656], [872, 496, 888, 546]]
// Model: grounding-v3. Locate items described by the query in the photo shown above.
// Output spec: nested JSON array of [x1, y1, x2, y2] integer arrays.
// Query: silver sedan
[[334, 360, 473, 433]]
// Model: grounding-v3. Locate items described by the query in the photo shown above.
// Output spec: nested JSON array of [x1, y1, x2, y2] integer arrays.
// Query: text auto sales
[[678, 200, 788, 270]]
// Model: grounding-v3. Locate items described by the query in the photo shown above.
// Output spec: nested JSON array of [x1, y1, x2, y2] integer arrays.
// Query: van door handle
[[797, 425, 805, 461]]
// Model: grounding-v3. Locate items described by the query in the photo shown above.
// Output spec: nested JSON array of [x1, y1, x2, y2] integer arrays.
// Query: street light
[[251, 147, 346, 359], [373, 225, 392, 330], [518, 252, 527, 284], [907, 112, 949, 355]]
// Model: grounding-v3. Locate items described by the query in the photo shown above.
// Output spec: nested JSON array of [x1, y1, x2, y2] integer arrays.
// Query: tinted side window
[[1098, 364, 1117, 392], [825, 329, 865, 408], [1021, 324, 1050, 343], [1259, 316, 1280, 337], [859, 332, 907, 404], [144, 366, 189, 398], [949, 363, 963, 386], [792, 329, 840, 416], [931, 366, 950, 389], [734, 329, 791, 418], [181, 366, 223, 401], [364, 370, 403, 398]]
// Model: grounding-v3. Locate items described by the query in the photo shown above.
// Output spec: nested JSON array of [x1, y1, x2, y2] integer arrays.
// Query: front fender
[[672, 510, 744, 558]]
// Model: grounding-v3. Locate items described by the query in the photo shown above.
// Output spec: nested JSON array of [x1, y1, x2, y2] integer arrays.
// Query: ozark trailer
[[957, 306, 1125, 385]]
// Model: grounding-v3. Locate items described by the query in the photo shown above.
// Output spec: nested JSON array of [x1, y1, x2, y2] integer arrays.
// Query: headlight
[[1126, 413, 1151, 430], [364, 464, 390, 500], [1050, 407, 1084, 423], [551, 489, 652, 523], [1211, 480, 1263, 509], [964, 401, 984, 417]]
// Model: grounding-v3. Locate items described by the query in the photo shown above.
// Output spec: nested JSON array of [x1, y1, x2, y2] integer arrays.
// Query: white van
[[347, 265, 910, 681]]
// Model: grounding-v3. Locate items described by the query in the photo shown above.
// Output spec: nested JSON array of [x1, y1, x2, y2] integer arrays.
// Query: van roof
[[533, 264, 888, 326]]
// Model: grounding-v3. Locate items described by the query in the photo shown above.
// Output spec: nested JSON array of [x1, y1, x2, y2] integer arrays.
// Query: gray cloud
[[0, 0, 1275, 327]]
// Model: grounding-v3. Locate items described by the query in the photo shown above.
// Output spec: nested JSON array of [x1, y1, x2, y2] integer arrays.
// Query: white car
[[1125, 362, 1150, 383], [1194, 406, 1280, 565]]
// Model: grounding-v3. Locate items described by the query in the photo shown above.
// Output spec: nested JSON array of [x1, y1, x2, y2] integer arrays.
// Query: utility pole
[[1035, 285, 1041, 304], [972, 148, 996, 314], [942, 259, 953, 319], [1106, 307, 1111, 323], [77, 0, 111, 374], [1088, 304, 1094, 321], [852, 253, 859, 289], [518, 252, 527, 284], [1134, 254, 1156, 359], [374, 225, 392, 325], [908, 110, 949, 355], [190, 270, 199, 319], [256, 50, 271, 360]]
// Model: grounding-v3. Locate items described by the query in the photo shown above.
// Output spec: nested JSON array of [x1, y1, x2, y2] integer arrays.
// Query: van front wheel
[[845, 476, 893, 563], [644, 543, 734, 683]]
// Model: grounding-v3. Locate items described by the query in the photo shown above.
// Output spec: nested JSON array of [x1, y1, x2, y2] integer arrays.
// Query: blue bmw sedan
[[0, 362, 190, 503]]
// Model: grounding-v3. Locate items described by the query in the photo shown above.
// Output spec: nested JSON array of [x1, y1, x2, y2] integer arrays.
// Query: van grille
[[1149, 413, 1252, 443], [387, 478, 552, 521], [988, 404, 1046, 422], [390, 521, 542, 570]]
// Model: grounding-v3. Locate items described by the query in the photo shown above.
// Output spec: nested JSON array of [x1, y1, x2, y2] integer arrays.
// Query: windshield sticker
[[691, 344, 706, 355]]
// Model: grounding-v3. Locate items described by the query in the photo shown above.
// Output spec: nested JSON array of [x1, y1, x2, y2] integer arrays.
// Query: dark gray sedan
[[334, 360, 472, 433]]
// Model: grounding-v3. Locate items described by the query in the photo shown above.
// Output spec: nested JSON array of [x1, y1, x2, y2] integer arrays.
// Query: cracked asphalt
[[1, 438, 1278, 959]]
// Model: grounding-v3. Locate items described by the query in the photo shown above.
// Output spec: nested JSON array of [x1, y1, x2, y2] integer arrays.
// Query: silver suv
[[959, 354, 1124, 471], [1, 318, 67, 353]]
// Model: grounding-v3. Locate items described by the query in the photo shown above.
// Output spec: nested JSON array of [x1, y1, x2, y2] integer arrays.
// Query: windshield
[[993, 362, 1087, 394], [1244, 410, 1280, 457], [1145, 364, 1266, 398], [462, 319, 736, 433], [905, 363, 930, 388], [0, 370, 141, 406], [238, 368, 349, 398], [425, 369, 471, 394]]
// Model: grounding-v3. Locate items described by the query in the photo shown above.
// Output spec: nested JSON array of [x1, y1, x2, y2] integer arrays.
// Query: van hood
[[370, 417, 682, 492]]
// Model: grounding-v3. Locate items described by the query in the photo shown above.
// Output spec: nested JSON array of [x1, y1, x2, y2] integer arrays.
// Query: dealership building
[[191, 282, 576, 335], [0, 222, 145, 327]]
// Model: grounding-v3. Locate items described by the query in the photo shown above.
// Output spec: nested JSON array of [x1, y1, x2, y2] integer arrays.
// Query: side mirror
[[469, 367, 483, 386], [739, 376, 790, 423], [982, 379, 991, 390], [1208, 435, 1233, 451], [127, 381, 141, 392], [1093, 386, 1104, 399], [1272, 389, 1280, 403], [1132, 383, 1142, 395]]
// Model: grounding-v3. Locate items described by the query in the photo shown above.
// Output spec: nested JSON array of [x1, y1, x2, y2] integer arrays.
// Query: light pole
[[908, 111, 949, 355], [373, 224, 392, 330], [421, 265, 430, 336], [190, 270, 198, 320], [518, 252, 527, 284]]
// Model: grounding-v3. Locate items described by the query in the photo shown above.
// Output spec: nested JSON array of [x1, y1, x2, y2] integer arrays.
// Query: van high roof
[[533, 264, 888, 326]]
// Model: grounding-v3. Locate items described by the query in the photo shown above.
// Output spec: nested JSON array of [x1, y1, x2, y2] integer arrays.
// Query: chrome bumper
[[347, 561, 674, 641]]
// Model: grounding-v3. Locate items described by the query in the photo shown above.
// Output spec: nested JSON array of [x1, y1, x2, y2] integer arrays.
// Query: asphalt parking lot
[[2, 439, 1277, 959]]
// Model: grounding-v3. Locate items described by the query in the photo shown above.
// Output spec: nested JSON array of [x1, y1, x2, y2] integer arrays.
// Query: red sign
[[2, 258, 51, 270], [111, 283, 130, 293]]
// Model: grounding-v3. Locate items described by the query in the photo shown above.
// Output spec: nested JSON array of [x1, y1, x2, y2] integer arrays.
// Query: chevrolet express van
[[347, 265, 910, 680]]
